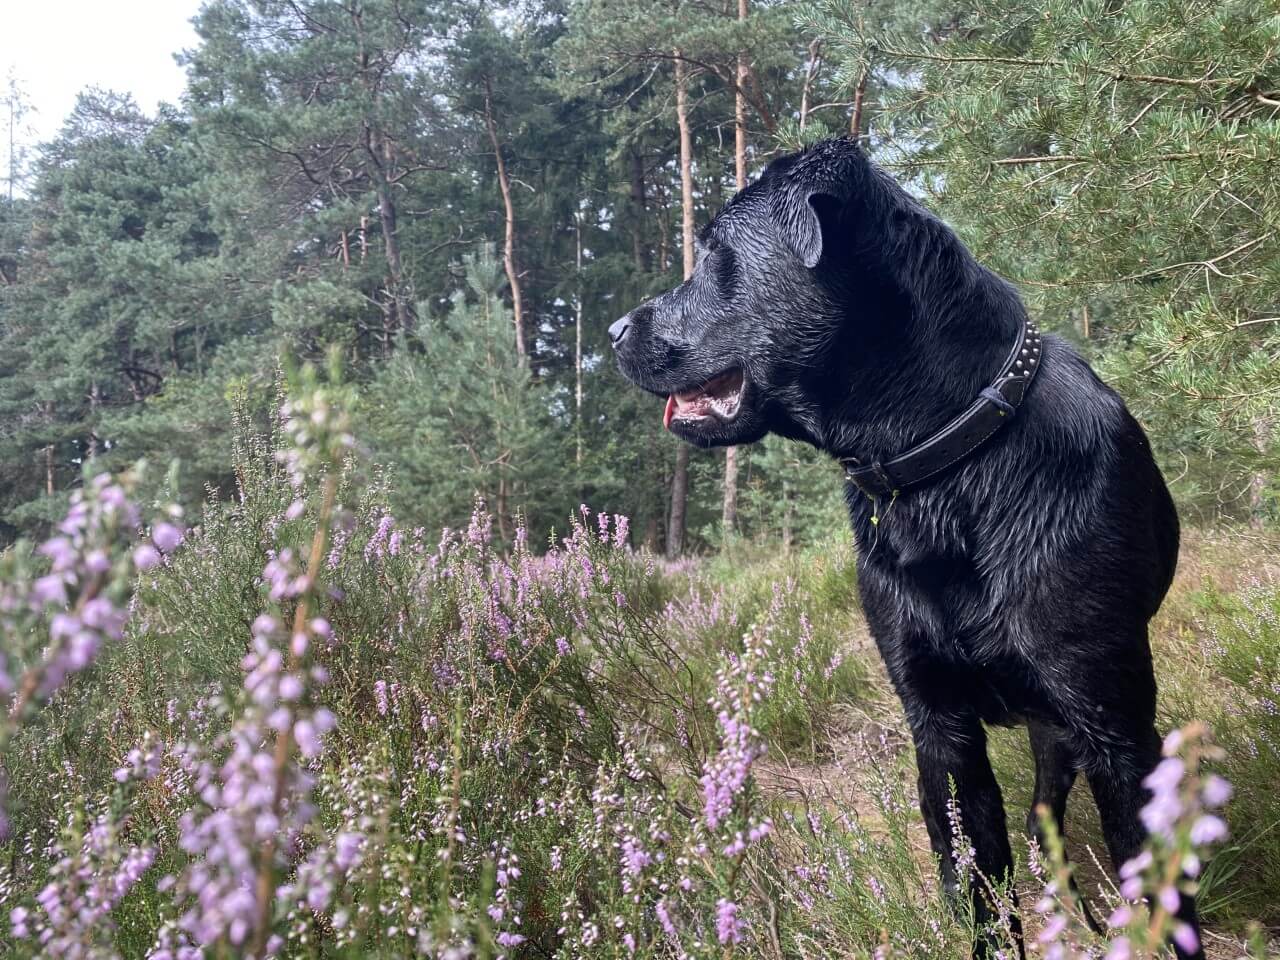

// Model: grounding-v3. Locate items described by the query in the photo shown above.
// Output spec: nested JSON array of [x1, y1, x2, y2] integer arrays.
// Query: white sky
[[3, 1, 203, 147]]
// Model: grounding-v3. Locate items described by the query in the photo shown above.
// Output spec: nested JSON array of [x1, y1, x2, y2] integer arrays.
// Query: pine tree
[[359, 245, 573, 543], [184, 0, 448, 347], [0, 92, 238, 535]]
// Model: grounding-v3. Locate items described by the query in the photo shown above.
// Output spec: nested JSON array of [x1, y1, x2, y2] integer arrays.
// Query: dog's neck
[[813, 182, 1028, 463]]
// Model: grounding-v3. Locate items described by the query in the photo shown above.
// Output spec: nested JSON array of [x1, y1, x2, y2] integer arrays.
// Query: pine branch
[[991, 152, 1203, 166], [868, 43, 1239, 90]]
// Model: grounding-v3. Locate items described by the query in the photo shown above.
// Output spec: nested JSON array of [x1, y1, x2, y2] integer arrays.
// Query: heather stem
[[248, 470, 338, 958], [1145, 732, 1205, 948]]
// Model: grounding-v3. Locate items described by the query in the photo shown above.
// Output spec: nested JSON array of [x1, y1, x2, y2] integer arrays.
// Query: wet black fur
[[610, 137, 1201, 958]]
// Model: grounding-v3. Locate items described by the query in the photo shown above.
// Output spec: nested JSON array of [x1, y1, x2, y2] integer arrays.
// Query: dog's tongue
[[663, 395, 676, 431]]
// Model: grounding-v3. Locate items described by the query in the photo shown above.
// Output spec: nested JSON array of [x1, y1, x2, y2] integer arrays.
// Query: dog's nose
[[608, 315, 632, 347]]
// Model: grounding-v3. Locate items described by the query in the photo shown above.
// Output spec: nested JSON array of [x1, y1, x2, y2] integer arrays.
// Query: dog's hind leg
[[911, 709, 1022, 958], [1026, 720, 1077, 845], [1026, 721, 1101, 932]]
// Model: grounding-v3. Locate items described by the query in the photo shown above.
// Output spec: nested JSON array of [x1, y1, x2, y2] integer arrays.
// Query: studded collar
[[841, 317, 1044, 500]]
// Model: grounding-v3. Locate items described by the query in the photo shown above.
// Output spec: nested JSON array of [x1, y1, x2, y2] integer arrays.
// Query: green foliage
[[3, 0, 1278, 547], [359, 246, 576, 544], [6, 410, 1279, 956], [1173, 577, 1280, 925], [3, 0, 859, 553], [728, 436, 849, 548], [0, 91, 259, 531], [2, 407, 873, 955]]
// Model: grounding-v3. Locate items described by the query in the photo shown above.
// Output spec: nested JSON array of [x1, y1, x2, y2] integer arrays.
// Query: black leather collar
[[842, 318, 1043, 500]]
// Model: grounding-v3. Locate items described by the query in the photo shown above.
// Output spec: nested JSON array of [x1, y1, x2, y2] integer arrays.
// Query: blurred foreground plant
[[1030, 723, 1232, 960]]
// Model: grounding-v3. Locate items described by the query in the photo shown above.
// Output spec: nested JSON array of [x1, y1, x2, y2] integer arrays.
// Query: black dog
[[609, 137, 1201, 958]]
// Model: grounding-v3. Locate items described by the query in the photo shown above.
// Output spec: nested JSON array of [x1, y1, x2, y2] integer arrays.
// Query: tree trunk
[[483, 78, 528, 365], [6, 87, 13, 204], [668, 51, 697, 558], [1249, 416, 1271, 529], [782, 480, 793, 554], [630, 147, 650, 273], [375, 170, 413, 338], [574, 211, 585, 469], [351, 4, 413, 342], [669, 445, 690, 557], [800, 38, 823, 131], [87, 380, 101, 460], [676, 59, 695, 281], [722, 4, 748, 538], [43, 401, 54, 496]]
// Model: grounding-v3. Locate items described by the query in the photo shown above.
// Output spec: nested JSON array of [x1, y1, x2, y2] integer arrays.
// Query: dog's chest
[[853, 508, 1049, 723], [853, 507, 1013, 656]]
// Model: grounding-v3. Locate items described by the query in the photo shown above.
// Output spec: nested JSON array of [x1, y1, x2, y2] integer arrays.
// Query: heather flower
[[134, 544, 162, 571], [1, 472, 156, 845], [113, 733, 163, 783], [162, 370, 356, 956], [365, 514, 396, 562], [1037, 723, 1232, 959], [619, 834, 651, 877], [1188, 814, 1226, 845], [699, 641, 773, 836], [700, 709, 762, 831], [946, 796, 977, 874], [1171, 923, 1199, 955], [867, 875, 885, 902], [655, 899, 678, 939], [152, 522, 185, 553], [1201, 774, 1232, 807], [13, 804, 156, 956], [715, 898, 742, 945]]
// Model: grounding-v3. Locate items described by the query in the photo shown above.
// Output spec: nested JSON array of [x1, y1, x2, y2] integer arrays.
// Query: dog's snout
[[611, 304, 657, 351], [608, 315, 632, 347]]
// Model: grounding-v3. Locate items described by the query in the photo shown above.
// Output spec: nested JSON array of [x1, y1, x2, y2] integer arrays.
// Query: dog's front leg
[[911, 709, 1022, 959]]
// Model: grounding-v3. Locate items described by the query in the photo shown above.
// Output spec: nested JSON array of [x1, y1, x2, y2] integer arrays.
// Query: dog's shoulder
[[1021, 333, 1131, 453]]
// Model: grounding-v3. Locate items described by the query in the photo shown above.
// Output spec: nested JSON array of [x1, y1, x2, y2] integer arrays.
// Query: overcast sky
[[3, 1, 202, 148]]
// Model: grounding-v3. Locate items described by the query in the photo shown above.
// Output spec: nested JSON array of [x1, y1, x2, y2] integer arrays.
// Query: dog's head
[[609, 137, 881, 449]]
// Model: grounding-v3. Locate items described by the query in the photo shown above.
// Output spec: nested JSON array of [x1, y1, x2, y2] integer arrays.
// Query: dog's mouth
[[662, 368, 746, 431]]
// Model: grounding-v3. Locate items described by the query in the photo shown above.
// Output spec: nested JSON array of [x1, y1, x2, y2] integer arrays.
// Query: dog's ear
[[769, 187, 838, 269], [766, 137, 865, 267]]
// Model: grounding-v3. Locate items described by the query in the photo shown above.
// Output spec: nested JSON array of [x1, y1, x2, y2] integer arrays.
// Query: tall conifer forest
[[1, 0, 1274, 552]]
